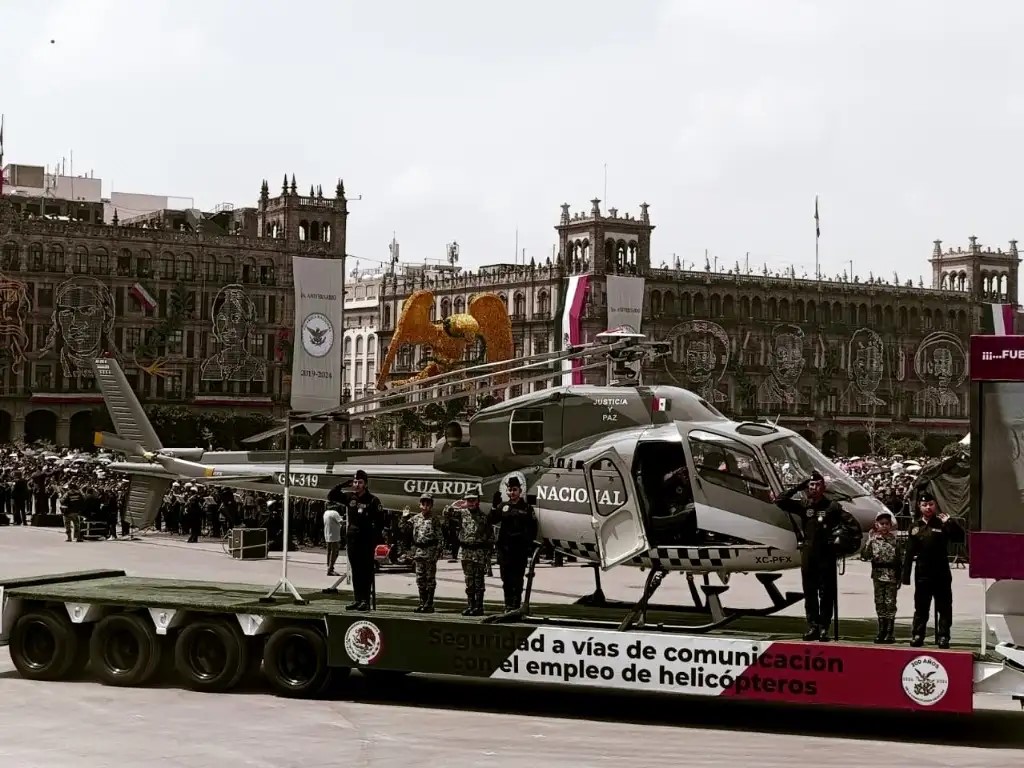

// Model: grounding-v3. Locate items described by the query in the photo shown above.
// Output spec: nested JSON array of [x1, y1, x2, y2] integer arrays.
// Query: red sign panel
[[720, 641, 975, 713], [970, 335, 1024, 381]]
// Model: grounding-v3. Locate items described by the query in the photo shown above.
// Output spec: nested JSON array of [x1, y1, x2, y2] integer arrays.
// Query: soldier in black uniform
[[489, 476, 538, 612], [901, 490, 965, 649], [774, 470, 863, 641], [328, 469, 385, 611]]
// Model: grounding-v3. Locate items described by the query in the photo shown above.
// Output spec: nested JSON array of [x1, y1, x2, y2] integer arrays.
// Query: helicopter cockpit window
[[761, 436, 868, 500], [509, 408, 544, 455], [588, 457, 628, 517], [687, 430, 771, 502]]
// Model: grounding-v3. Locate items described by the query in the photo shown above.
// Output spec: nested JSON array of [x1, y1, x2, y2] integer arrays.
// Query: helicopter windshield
[[761, 436, 870, 500]]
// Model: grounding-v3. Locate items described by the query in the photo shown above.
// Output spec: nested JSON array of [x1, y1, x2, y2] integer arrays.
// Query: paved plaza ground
[[1, 526, 1021, 768]]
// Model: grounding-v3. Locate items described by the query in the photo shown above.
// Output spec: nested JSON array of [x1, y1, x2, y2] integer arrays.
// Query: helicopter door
[[684, 429, 797, 552], [583, 449, 650, 569]]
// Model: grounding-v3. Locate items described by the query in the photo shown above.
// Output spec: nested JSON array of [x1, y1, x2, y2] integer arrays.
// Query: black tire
[[9, 609, 81, 681], [262, 625, 330, 698], [173, 618, 249, 693], [89, 613, 163, 687]]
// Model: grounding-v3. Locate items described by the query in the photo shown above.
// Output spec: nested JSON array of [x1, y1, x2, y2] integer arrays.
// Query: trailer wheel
[[173, 618, 249, 693], [263, 626, 329, 698], [9, 609, 81, 681], [89, 613, 163, 687]]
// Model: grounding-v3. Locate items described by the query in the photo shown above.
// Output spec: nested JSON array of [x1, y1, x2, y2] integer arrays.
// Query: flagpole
[[814, 195, 820, 280]]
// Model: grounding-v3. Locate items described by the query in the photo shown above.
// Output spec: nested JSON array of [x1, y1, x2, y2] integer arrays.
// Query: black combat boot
[[882, 619, 896, 644], [817, 625, 832, 642], [462, 591, 475, 616], [910, 634, 924, 647], [413, 588, 426, 613], [471, 590, 485, 616], [937, 635, 950, 649], [422, 589, 435, 614], [346, 601, 362, 611], [874, 620, 886, 644], [802, 625, 821, 641]]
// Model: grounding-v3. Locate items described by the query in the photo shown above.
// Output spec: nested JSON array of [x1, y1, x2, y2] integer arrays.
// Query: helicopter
[[89, 329, 888, 633]]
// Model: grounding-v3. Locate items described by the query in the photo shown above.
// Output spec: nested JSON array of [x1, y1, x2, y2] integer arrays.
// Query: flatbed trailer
[[2, 570, 1022, 714]]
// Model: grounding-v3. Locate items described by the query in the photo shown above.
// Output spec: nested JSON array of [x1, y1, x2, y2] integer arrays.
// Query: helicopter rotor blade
[[365, 360, 609, 419], [151, 455, 219, 479], [307, 340, 626, 419], [93, 431, 146, 456]]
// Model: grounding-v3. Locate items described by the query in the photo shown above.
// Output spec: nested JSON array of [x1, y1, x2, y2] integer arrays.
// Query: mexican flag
[[980, 302, 1015, 335]]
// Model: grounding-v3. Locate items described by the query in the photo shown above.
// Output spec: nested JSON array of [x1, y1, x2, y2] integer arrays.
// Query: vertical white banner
[[606, 276, 646, 334], [290, 256, 344, 413]]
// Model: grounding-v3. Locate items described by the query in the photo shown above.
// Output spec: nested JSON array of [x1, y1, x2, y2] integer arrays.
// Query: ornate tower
[[930, 236, 1020, 305], [554, 199, 654, 276], [257, 174, 348, 258]]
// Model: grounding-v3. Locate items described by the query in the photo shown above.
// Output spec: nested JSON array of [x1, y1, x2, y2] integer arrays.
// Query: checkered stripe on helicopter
[[634, 547, 734, 569], [547, 539, 734, 569]]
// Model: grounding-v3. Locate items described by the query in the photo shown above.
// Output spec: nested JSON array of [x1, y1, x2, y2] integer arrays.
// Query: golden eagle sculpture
[[376, 290, 514, 390]]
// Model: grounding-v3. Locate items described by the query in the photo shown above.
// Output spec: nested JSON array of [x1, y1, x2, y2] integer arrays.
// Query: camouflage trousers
[[414, 558, 438, 593], [461, 559, 487, 598], [873, 579, 898, 620]]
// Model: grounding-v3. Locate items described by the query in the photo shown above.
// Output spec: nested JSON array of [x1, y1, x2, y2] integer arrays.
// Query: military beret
[[354, 469, 368, 481], [918, 491, 935, 502], [506, 476, 522, 488], [809, 470, 825, 482]]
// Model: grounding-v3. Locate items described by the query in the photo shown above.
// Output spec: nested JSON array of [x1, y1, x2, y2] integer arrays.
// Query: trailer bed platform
[[4, 569, 1013, 716]]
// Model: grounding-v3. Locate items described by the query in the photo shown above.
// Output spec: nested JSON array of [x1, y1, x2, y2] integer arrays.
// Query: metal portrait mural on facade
[[664, 320, 730, 403], [201, 284, 266, 382], [845, 328, 886, 407], [41, 276, 118, 378], [758, 323, 807, 406], [0, 272, 31, 374], [913, 331, 966, 411]]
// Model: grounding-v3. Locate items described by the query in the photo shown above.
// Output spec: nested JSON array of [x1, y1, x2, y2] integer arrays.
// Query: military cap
[[354, 469, 368, 481], [875, 510, 894, 522], [918, 490, 935, 502], [464, 490, 480, 500], [419, 493, 433, 503], [809, 470, 825, 482]]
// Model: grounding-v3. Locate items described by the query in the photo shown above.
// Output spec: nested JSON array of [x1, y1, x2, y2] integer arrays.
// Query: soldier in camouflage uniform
[[411, 494, 443, 613], [860, 510, 902, 644], [446, 490, 493, 616]]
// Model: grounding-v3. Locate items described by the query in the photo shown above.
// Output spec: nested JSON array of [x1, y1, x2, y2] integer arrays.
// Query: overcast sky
[[2, 0, 1022, 282]]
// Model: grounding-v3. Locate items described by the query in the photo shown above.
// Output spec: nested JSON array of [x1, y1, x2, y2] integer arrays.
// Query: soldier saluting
[[328, 469, 385, 612], [774, 470, 862, 642], [446, 490, 493, 616], [410, 493, 443, 613], [489, 476, 538, 613], [901, 490, 965, 649]]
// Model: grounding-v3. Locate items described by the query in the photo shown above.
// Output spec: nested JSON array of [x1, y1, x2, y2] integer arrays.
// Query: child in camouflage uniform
[[410, 494, 444, 613], [860, 510, 902, 644], [445, 490, 493, 616]]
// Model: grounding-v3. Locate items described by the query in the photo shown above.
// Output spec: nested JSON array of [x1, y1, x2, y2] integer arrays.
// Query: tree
[[941, 439, 968, 458], [882, 436, 928, 458]]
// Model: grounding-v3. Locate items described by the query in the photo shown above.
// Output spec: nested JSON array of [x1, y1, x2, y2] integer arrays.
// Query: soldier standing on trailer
[[446, 490, 493, 616], [410, 494, 443, 613], [489, 476, 538, 612], [328, 469, 385, 611], [901, 490, 965, 649], [774, 470, 862, 642]]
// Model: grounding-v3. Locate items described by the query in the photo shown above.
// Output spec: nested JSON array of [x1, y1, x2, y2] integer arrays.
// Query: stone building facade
[[380, 199, 1017, 456], [0, 174, 348, 447]]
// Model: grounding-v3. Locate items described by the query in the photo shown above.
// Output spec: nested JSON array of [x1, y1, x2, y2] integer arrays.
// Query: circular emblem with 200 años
[[901, 655, 950, 706], [301, 312, 334, 358], [344, 620, 383, 665]]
